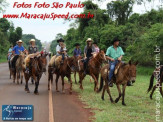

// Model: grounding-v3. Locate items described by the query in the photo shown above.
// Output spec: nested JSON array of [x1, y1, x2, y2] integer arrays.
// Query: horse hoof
[[56, 90, 59, 92], [62, 91, 65, 94], [122, 103, 126, 106], [101, 96, 104, 101], [21, 82, 22, 84], [79, 86, 83, 90], [34, 91, 39, 95], [150, 96, 153, 100], [27, 90, 30, 93], [115, 99, 119, 103], [69, 91, 72, 94]]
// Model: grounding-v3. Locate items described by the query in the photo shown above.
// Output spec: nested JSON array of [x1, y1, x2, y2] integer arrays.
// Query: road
[[0, 63, 92, 122]]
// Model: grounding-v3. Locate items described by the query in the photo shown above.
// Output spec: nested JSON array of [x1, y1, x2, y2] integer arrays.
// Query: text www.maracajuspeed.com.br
[[3, 12, 94, 20]]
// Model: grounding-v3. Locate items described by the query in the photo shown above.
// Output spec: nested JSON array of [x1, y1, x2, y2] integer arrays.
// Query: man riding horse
[[84, 38, 96, 75], [106, 37, 132, 87], [11, 40, 26, 69]]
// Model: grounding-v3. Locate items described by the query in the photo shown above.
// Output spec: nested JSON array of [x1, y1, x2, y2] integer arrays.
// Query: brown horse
[[48, 56, 76, 94], [11, 51, 25, 84], [24, 53, 48, 94], [78, 50, 106, 92], [147, 65, 163, 99], [15, 51, 26, 84], [98, 60, 138, 106]]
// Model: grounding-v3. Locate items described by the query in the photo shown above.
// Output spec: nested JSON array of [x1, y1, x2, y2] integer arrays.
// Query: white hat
[[86, 38, 93, 42], [30, 39, 35, 42], [17, 40, 23, 43]]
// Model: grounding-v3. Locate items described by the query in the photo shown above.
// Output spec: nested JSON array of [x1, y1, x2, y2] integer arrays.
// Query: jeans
[[108, 60, 119, 82]]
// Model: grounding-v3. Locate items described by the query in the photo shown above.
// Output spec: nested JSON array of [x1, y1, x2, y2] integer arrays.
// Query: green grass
[[0, 57, 7, 63], [66, 67, 163, 122]]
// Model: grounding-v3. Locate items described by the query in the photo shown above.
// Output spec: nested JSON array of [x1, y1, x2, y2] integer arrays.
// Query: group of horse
[[8, 50, 163, 106], [9, 51, 48, 94]]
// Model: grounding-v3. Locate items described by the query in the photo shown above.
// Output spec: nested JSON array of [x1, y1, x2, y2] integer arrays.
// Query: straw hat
[[17, 40, 23, 43], [30, 39, 36, 42], [86, 38, 93, 42]]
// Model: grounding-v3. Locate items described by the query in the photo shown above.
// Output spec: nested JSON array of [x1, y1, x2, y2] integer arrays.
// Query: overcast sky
[[0, 0, 162, 42]]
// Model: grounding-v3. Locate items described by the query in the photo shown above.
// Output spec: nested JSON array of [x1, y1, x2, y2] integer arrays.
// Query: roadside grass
[[67, 66, 163, 122], [0, 56, 7, 63]]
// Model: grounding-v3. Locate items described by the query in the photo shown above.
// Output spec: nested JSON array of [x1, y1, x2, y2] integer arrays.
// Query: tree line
[[50, 0, 163, 66]]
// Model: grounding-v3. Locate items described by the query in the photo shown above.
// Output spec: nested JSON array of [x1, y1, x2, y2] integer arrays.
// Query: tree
[[107, 0, 134, 25]]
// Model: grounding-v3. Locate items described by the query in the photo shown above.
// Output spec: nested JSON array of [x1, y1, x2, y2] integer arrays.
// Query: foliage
[[50, 0, 163, 66], [22, 34, 42, 51]]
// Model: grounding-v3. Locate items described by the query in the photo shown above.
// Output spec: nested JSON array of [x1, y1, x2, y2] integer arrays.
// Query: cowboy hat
[[112, 37, 120, 44], [74, 43, 80, 47], [17, 40, 23, 43], [57, 38, 65, 43], [86, 38, 93, 42], [30, 39, 36, 42]]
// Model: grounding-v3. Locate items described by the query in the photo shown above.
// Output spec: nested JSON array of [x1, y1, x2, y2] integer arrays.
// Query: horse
[[10, 51, 25, 84], [98, 60, 138, 106], [24, 53, 48, 94], [8, 55, 14, 79], [77, 50, 106, 92], [147, 65, 163, 99], [48, 56, 76, 94], [15, 51, 25, 84]]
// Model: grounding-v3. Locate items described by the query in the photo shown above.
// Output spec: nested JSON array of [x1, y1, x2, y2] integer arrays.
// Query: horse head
[[128, 60, 138, 83], [38, 53, 48, 72], [96, 50, 106, 62], [67, 56, 77, 72]]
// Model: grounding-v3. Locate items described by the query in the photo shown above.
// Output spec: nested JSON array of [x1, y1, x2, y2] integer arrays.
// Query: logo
[[2, 105, 33, 121]]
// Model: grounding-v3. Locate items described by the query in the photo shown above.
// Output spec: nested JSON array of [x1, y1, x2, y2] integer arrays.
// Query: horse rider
[[27, 39, 38, 82], [11, 40, 26, 69], [106, 37, 125, 87], [8, 45, 13, 60], [56, 38, 67, 64], [73, 43, 81, 57], [84, 38, 96, 75], [93, 41, 100, 53]]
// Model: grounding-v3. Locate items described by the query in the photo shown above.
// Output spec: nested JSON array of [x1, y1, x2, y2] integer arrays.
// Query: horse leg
[[13, 69, 16, 83], [106, 83, 114, 103], [101, 84, 106, 100], [79, 72, 85, 90], [150, 85, 156, 99], [21, 70, 23, 84], [68, 75, 72, 94], [24, 74, 30, 93], [74, 72, 77, 84], [91, 73, 98, 92], [55, 74, 59, 92], [159, 82, 163, 97], [61, 76, 65, 93], [16, 70, 20, 84], [34, 76, 40, 95], [115, 84, 122, 103], [122, 84, 127, 106]]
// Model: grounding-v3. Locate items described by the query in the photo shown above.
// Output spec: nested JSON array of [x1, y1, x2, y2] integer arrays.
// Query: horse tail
[[147, 73, 154, 93], [98, 76, 104, 93]]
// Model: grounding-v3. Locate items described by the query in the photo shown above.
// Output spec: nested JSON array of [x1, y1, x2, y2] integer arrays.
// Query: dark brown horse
[[98, 60, 138, 106], [147, 65, 163, 99], [24, 53, 48, 94], [48, 56, 76, 94], [77, 50, 106, 92]]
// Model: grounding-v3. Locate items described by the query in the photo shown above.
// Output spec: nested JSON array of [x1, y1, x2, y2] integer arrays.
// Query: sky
[[0, 0, 162, 43]]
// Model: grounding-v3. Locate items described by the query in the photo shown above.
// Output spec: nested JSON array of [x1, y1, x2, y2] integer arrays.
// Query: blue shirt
[[73, 48, 81, 57], [106, 46, 124, 60], [12, 45, 25, 55]]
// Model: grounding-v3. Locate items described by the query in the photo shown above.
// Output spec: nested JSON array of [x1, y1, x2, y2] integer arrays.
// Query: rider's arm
[[84, 46, 87, 58]]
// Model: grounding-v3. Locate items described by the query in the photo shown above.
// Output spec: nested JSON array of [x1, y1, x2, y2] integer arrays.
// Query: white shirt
[[56, 45, 67, 55]]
